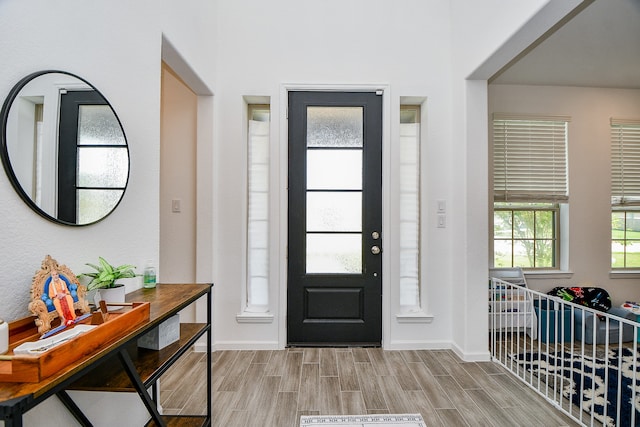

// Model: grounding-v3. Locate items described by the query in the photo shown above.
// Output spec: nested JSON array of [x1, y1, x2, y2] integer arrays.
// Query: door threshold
[[287, 343, 381, 348]]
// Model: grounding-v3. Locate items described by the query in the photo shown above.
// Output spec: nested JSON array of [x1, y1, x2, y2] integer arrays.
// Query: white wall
[[211, 0, 567, 357], [212, 0, 455, 351], [448, 0, 584, 359], [0, 0, 215, 424], [489, 84, 640, 305], [0, 0, 214, 321], [0, 1, 589, 412]]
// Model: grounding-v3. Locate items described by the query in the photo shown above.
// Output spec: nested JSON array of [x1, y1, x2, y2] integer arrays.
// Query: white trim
[[278, 82, 391, 349], [611, 117, 640, 126], [395, 312, 434, 324], [385, 339, 450, 351], [451, 343, 492, 362], [610, 270, 640, 279], [493, 112, 571, 122], [213, 340, 280, 351], [235, 312, 274, 323], [159, 40, 215, 330]]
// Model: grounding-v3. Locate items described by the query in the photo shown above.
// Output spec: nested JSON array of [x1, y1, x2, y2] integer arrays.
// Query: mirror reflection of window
[[77, 104, 127, 224], [1, 71, 130, 226], [33, 104, 44, 205], [58, 90, 127, 224]]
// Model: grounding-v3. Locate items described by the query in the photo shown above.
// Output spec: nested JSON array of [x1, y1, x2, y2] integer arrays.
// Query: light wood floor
[[159, 348, 580, 427]]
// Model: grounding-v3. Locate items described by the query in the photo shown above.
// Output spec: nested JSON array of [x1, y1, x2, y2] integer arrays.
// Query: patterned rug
[[299, 414, 426, 427], [511, 348, 640, 427]]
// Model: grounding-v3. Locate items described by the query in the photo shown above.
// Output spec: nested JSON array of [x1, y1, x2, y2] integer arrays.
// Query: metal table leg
[[117, 348, 165, 427]]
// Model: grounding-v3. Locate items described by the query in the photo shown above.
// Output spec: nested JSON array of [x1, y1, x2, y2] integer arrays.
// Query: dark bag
[[547, 286, 611, 313]]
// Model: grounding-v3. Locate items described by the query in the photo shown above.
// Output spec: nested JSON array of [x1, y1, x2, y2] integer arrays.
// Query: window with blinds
[[611, 119, 640, 269], [493, 115, 569, 203], [611, 118, 640, 206]]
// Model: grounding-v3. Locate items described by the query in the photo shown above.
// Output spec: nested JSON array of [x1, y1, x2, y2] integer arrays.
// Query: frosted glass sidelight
[[399, 120, 421, 311], [78, 105, 126, 146], [307, 149, 362, 190], [307, 192, 362, 232], [307, 107, 363, 147], [78, 147, 128, 187], [247, 114, 270, 312], [306, 234, 362, 274], [249, 277, 269, 306]]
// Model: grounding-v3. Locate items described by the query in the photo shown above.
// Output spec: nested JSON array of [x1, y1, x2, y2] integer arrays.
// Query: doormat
[[300, 414, 426, 427]]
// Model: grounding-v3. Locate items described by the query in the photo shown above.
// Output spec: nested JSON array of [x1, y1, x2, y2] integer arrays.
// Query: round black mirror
[[1, 71, 129, 226]]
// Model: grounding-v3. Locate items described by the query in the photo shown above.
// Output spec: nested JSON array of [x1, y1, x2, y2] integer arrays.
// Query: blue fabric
[[513, 348, 640, 427]]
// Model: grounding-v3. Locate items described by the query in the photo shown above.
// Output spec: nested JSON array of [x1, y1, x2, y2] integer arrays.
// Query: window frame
[[610, 119, 640, 270], [611, 208, 640, 269], [245, 104, 271, 313], [398, 105, 421, 313], [493, 202, 560, 269], [491, 114, 569, 271]]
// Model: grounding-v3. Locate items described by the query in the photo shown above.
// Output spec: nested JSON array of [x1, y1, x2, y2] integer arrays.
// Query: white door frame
[[277, 82, 391, 349]]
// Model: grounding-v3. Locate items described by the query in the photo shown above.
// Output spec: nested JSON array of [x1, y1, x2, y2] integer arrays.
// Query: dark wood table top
[[0, 283, 211, 405]]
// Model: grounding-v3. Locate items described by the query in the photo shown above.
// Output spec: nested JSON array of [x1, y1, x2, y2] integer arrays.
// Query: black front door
[[287, 91, 383, 346]]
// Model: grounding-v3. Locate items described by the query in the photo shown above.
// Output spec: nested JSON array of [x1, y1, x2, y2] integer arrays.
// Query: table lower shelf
[[69, 323, 207, 392]]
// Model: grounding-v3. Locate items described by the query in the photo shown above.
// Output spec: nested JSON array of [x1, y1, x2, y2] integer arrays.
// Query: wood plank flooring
[[159, 348, 580, 427]]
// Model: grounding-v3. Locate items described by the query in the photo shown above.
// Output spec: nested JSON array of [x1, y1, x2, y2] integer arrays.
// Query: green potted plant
[[80, 257, 136, 310]]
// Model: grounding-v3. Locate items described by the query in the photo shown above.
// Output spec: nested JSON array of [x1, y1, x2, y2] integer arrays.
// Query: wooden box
[[0, 302, 150, 383]]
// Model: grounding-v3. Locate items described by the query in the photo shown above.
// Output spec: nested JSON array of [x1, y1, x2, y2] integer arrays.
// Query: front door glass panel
[[306, 106, 363, 274]]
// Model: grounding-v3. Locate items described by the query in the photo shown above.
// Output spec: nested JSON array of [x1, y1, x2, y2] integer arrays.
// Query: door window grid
[[305, 106, 364, 274], [399, 106, 421, 312], [246, 105, 270, 312]]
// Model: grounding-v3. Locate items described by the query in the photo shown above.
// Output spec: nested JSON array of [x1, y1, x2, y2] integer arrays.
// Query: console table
[[0, 283, 213, 427]]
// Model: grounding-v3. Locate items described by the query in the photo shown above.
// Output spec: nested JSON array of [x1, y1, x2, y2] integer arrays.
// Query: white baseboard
[[210, 340, 281, 351], [194, 339, 491, 361], [450, 342, 491, 362], [384, 340, 453, 351]]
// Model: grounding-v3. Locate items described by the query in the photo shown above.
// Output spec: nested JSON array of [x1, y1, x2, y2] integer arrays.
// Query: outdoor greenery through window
[[612, 210, 640, 268], [611, 118, 640, 268], [492, 115, 568, 270], [494, 203, 558, 268]]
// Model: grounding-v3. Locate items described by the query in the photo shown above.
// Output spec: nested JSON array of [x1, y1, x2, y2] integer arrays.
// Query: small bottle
[[143, 260, 156, 289]]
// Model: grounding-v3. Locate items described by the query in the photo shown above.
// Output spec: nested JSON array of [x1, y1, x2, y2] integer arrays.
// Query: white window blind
[[611, 118, 640, 206], [246, 108, 270, 312], [399, 107, 420, 313], [493, 114, 569, 202]]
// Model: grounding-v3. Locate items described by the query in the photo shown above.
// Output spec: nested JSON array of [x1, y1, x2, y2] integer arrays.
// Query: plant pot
[[93, 284, 126, 311]]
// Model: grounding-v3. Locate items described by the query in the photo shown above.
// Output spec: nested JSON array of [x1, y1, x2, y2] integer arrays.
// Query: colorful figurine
[[48, 269, 77, 326]]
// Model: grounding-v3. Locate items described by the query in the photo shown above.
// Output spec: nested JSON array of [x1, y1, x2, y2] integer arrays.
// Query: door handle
[[371, 245, 381, 255]]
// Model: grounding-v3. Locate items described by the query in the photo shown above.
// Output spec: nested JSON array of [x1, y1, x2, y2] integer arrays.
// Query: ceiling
[[491, 0, 640, 89]]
